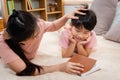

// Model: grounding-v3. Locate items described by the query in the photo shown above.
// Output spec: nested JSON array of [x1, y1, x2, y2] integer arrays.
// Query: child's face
[[71, 26, 91, 41]]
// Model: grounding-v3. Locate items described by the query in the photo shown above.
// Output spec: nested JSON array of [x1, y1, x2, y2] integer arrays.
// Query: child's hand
[[65, 8, 87, 19], [78, 35, 92, 45], [68, 31, 76, 44], [78, 40, 88, 45], [60, 62, 84, 75]]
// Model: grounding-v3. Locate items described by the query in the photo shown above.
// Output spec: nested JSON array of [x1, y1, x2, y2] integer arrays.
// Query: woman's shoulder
[[0, 33, 8, 49], [0, 31, 4, 42], [37, 18, 52, 30], [37, 18, 46, 26], [0, 30, 11, 46]]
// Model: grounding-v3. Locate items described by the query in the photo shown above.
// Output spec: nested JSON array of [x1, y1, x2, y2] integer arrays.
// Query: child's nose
[[78, 33, 84, 38]]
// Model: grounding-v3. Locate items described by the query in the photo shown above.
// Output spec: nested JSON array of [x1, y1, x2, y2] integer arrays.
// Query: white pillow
[[90, 0, 117, 35], [104, 2, 120, 42], [111, 2, 120, 26]]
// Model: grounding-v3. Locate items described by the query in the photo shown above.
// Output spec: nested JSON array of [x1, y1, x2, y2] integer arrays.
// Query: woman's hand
[[65, 8, 87, 19], [59, 62, 84, 75]]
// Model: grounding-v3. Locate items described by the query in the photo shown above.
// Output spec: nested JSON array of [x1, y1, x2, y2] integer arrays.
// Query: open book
[[68, 54, 101, 77]]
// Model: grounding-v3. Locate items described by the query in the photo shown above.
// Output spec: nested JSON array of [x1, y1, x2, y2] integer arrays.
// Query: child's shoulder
[[60, 27, 71, 34], [91, 31, 96, 34], [91, 31, 96, 37]]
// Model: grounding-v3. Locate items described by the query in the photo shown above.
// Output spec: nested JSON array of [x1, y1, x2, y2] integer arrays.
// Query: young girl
[[59, 10, 97, 58], [0, 9, 86, 76]]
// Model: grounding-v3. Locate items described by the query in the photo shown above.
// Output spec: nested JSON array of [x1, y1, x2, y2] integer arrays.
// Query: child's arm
[[62, 42, 76, 58], [77, 43, 92, 57], [61, 31, 77, 58], [77, 34, 95, 57]]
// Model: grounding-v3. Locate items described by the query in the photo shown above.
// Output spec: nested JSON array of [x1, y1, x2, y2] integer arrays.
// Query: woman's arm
[[41, 62, 84, 75], [7, 58, 84, 76], [45, 9, 86, 31], [7, 59, 26, 74], [53, 9, 86, 30]]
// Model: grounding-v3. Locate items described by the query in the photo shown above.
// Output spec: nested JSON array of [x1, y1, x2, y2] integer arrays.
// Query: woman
[[0, 9, 85, 76]]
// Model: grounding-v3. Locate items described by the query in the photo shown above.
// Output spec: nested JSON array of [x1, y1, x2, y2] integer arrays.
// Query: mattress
[[0, 31, 120, 80]]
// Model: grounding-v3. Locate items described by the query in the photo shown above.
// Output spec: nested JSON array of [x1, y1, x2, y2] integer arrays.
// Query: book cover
[[68, 54, 100, 76]]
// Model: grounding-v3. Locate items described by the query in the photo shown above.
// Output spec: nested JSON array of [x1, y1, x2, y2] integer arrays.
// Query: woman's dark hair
[[71, 10, 97, 31], [5, 10, 43, 76]]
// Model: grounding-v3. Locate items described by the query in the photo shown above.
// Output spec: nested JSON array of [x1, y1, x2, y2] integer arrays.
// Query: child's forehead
[[73, 26, 90, 32]]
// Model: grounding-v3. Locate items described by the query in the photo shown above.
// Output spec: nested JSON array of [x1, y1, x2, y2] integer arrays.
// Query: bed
[[1, 0, 120, 79], [0, 31, 120, 80]]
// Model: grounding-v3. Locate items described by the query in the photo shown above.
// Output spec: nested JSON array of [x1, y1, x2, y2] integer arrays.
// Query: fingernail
[[77, 73, 81, 76]]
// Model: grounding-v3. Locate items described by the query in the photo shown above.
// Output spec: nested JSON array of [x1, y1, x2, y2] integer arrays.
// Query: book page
[[80, 64, 101, 77]]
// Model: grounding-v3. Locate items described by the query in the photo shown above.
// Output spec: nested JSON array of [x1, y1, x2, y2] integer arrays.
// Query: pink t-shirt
[[0, 19, 57, 64], [59, 28, 97, 51]]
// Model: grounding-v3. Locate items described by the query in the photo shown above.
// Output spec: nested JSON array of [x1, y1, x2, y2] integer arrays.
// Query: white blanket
[[0, 31, 120, 80]]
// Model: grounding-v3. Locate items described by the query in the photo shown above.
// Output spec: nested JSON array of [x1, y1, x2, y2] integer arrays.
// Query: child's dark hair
[[80, 3, 88, 9], [71, 10, 97, 31], [5, 10, 43, 76]]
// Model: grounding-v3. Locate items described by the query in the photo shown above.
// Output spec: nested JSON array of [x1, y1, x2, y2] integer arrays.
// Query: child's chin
[[75, 38, 82, 42], [76, 38, 86, 42]]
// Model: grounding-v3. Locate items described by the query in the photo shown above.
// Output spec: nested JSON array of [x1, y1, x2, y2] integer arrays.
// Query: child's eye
[[84, 32, 89, 34], [76, 30, 80, 32]]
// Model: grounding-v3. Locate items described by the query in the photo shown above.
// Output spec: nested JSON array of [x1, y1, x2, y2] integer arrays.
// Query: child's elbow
[[62, 54, 67, 58], [62, 53, 73, 58]]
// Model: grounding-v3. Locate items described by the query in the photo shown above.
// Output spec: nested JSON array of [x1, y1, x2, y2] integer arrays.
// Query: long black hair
[[5, 10, 43, 76], [71, 10, 97, 31]]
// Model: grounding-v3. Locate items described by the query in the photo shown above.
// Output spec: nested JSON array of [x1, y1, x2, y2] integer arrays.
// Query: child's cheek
[[72, 31, 77, 36], [84, 34, 90, 40]]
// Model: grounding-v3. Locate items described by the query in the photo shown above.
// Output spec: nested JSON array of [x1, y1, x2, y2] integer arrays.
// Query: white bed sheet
[[0, 31, 120, 80]]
